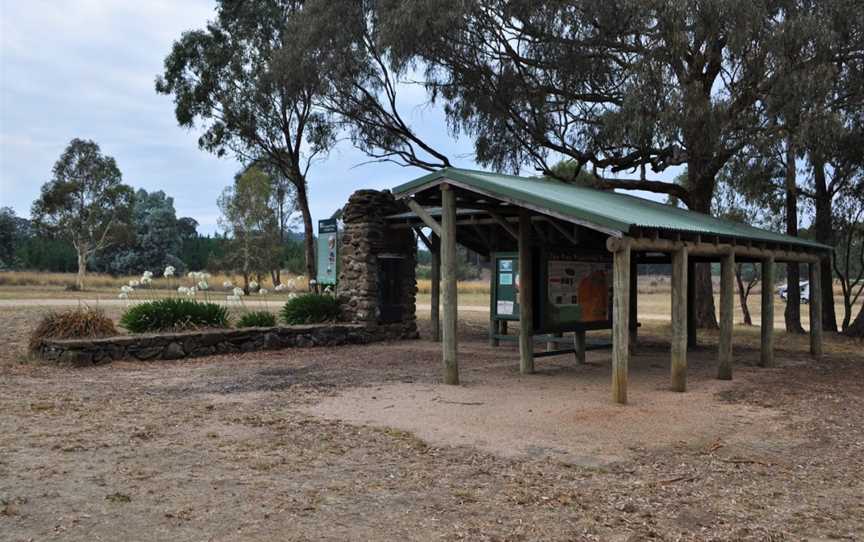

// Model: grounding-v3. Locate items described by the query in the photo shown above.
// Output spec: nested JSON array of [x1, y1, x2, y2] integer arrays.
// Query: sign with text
[[316, 218, 339, 285]]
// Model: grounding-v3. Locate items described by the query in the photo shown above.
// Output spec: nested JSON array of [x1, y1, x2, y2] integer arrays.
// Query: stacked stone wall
[[338, 190, 418, 339], [39, 324, 402, 365]]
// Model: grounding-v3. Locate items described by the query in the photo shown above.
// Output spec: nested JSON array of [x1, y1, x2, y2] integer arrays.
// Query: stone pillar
[[339, 190, 418, 340]]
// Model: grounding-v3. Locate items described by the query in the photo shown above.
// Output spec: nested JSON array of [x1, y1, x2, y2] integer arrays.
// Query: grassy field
[[1, 271, 860, 330]]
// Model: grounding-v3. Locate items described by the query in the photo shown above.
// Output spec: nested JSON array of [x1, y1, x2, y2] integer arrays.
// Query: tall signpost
[[316, 218, 339, 291]]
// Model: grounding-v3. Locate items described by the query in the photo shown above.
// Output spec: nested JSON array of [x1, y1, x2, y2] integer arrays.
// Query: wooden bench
[[490, 320, 639, 363]]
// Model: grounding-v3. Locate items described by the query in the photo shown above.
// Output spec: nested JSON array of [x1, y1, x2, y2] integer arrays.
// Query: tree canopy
[[156, 0, 336, 283], [31, 138, 134, 289]]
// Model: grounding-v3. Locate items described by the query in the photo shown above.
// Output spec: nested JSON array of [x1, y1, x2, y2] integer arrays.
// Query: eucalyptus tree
[[0, 207, 18, 268], [31, 139, 133, 290], [290, 0, 452, 170], [96, 189, 189, 276], [218, 166, 281, 291], [156, 0, 335, 283], [833, 182, 864, 332], [359, 0, 831, 328]]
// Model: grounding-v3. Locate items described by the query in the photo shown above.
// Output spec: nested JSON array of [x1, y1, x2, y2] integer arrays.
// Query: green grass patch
[[236, 311, 277, 328], [281, 294, 341, 324], [120, 298, 229, 333]]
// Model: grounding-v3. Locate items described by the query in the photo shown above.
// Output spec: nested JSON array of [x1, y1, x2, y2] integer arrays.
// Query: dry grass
[[416, 278, 489, 295], [27, 306, 117, 353], [0, 271, 309, 291]]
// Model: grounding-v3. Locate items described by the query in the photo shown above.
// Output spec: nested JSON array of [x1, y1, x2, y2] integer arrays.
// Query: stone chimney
[[338, 190, 418, 340]]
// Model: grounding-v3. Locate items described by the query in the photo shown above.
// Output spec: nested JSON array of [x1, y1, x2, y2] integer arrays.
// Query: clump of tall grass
[[120, 298, 230, 333], [236, 311, 277, 328], [281, 294, 341, 324], [28, 307, 117, 352]]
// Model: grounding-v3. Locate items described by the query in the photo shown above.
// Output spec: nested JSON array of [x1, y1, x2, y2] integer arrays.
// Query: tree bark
[[295, 180, 316, 289], [811, 153, 838, 332], [735, 265, 754, 326], [76, 248, 87, 291], [784, 138, 805, 333], [845, 303, 864, 337], [686, 178, 719, 329]]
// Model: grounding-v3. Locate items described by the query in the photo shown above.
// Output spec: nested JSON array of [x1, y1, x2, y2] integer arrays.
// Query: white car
[[778, 281, 810, 303]]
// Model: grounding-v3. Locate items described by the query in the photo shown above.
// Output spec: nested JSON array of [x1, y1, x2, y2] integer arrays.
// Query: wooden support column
[[809, 261, 823, 358], [518, 209, 535, 374], [430, 235, 441, 342], [671, 246, 689, 392], [611, 238, 631, 404], [760, 255, 775, 368], [718, 251, 735, 380], [574, 330, 586, 364], [489, 227, 498, 347], [490, 319, 501, 347], [440, 185, 459, 384], [629, 257, 638, 351], [686, 258, 697, 348]]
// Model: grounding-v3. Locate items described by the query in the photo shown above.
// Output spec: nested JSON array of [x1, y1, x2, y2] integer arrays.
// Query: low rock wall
[[39, 323, 412, 366]]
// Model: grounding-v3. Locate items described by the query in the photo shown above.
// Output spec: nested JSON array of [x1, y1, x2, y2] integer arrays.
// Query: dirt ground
[[1, 305, 864, 541]]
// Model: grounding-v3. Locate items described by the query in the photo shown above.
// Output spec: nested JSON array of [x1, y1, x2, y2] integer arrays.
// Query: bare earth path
[[1, 311, 863, 540]]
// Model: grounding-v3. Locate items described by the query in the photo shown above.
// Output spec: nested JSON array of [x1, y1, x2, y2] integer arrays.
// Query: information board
[[543, 258, 611, 329], [316, 218, 339, 285], [491, 250, 612, 331], [491, 253, 519, 320]]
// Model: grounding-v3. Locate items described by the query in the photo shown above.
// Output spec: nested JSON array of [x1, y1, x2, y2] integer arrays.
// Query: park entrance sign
[[316, 218, 338, 286], [387, 167, 832, 404]]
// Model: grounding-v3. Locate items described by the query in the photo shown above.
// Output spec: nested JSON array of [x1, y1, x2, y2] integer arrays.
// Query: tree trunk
[[735, 264, 753, 326], [811, 153, 838, 332], [845, 303, 864, 337], [784, 138, 805, 333], [76, 248, 87, 291], [295, 181, 316, 289], [685, 178, 719, 329], [242, 234, 251, 295]]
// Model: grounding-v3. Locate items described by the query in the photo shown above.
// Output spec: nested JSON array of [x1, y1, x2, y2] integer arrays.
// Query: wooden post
[[611, 238, 631, 404], [671, 246, 688, 392], [490, 319, 501, 347], [686, 258, 697, 348], [441, 185, 459, 384], [574, 330, 586, 364], [629, 257, 638, 351], [488, 272, 496, 346], [518, 209, 535, 374], [809, 261, 823, 358], [718, 251, 734, 380], [430, 235, 441, 342], [761, 255, 775, 368]]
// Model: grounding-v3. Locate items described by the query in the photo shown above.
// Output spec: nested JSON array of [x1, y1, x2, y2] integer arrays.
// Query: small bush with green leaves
[[29, 307, 117, 352], [281, 294, 341, 324], [120, 298, 229, 333], [236, 311, 277, 328]]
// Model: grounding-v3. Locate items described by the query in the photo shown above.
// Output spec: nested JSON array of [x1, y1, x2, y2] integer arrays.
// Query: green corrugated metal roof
[[392, 168, 830, 251]]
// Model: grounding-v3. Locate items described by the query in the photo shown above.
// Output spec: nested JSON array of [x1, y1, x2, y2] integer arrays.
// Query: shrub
[[120, 298, 229, 333], [236, 311, 277, 328], [281, 294, 341, 324], [29, 307, 117, 352]]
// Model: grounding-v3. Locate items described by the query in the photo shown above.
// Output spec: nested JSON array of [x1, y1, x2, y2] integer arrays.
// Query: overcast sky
[[0, 1, 672, 236], [0, 0, 480, 234]]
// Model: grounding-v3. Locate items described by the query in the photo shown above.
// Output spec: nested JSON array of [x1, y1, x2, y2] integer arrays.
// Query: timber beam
[[406, 199, 443, 237], [607, 237, 821, 263]]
